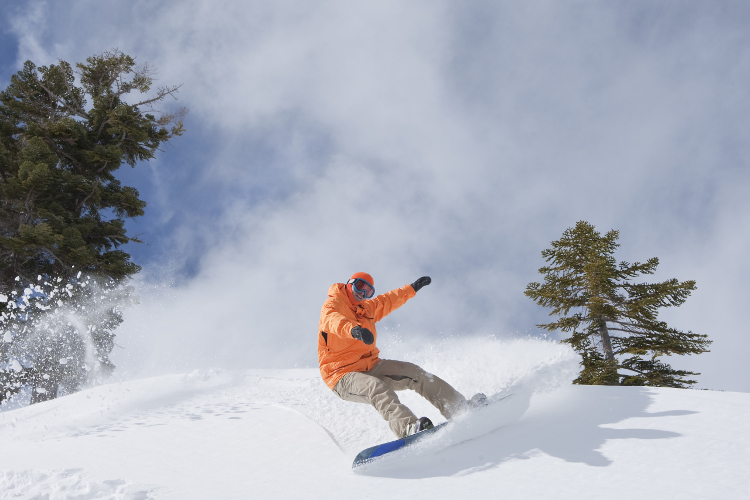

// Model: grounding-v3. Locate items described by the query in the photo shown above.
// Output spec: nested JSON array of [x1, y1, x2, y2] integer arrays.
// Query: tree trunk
[[598, 320, 615, 361], [597, 320, 619, 385]]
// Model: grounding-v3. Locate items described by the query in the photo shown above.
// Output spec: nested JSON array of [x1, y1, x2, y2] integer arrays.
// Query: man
[[318, 272, 485, 438]]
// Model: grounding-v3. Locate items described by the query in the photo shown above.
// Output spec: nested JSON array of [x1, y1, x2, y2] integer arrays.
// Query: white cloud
[[6, 1, 750, 391]]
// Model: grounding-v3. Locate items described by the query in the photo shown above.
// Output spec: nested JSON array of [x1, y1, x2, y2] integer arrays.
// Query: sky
[[1, 1, 749, 391]]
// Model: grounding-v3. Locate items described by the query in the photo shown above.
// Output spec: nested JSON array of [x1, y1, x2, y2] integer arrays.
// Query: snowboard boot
[[467, 393, 488, 409], [405, 416, 434, 436]]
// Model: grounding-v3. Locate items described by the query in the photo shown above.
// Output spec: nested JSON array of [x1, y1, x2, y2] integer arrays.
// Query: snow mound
[[2, 337, 747, 498], [0, 469, 158, 499], [0, 369, 237, 442]]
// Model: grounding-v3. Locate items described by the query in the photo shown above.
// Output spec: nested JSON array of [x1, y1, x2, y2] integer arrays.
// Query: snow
[[1, 340, 748, 499]]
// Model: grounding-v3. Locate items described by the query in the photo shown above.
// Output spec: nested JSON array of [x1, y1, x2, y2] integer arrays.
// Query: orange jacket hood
[[318, 282, 416, 389]]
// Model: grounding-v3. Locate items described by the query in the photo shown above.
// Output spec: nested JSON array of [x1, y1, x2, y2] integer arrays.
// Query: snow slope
[[1, 340, 748, 499]]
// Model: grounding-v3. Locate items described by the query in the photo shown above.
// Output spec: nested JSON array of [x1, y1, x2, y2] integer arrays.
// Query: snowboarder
[[318, 272, 485, 438]]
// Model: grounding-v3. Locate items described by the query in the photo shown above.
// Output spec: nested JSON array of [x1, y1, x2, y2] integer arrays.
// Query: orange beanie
[[350, 272, 374, 286]]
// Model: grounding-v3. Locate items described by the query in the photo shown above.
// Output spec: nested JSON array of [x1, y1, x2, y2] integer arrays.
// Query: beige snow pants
[[332, 359, 467, 438]]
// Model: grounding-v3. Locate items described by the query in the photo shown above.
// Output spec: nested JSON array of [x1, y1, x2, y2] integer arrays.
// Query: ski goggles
[[348, 278, 375, 299]]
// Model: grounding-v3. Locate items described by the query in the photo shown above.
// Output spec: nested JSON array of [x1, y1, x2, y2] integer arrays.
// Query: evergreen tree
[[0, 50, 184, 403], [0, 49, 184, 284], [525, 221, 711, 388]]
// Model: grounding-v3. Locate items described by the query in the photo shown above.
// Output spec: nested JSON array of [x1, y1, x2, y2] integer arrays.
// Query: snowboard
[[352, 392, 516, 470]]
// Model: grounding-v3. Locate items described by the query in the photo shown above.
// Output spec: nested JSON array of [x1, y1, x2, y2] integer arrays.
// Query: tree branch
[[39, 246, 73, 272], [36, 80, 89, 121], [75, 180, 100, 213], [132, 84, 182, 108]]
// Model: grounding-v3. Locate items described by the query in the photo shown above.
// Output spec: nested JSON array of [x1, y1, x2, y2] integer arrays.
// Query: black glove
[[351, 325, 374, 345], [411, 276, 431, 293]]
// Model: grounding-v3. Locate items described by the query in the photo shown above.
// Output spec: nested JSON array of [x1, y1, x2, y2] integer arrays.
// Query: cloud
[[5, 1, 750, 391]]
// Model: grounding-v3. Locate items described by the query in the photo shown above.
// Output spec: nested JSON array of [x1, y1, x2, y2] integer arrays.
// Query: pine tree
[[0, 50, 184, 403], [0, 49, 185, 284], [525, 221, 711, 388]]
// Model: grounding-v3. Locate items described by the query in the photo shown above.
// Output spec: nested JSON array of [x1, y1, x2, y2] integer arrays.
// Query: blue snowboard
[[352, 392, 516, 469], [352, 421, 450, 468]]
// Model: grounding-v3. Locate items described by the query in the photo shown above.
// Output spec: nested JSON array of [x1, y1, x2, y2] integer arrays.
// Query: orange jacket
[[318, 282, 416, 389]]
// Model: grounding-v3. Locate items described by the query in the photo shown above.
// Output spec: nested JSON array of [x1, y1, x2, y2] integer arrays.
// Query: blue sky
[[2, 1, 749, 391]]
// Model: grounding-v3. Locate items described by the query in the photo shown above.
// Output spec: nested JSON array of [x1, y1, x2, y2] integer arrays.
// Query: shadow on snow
[[355, 386, 695, 479]]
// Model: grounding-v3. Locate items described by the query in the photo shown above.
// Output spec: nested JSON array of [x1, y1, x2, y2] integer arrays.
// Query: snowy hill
[[1, 340, 748, 499]]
